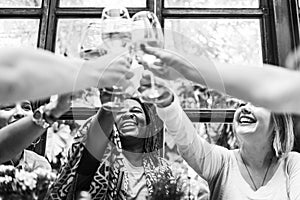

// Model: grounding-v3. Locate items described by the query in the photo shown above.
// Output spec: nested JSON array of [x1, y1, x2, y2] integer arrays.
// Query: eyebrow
[[131, 106, 143, 111], [0, 103, 15, 109], [21, 101, 31, 106]]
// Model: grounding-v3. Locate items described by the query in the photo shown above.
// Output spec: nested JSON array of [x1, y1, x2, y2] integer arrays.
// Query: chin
[[119, 130, 139, 138]]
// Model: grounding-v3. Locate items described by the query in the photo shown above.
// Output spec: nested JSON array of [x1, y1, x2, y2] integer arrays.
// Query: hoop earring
[[273, 128, 282, 158]]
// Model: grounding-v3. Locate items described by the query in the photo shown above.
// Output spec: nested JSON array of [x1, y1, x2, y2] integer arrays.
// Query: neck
[[123, 150, 144, 167], [120, 136, 144, 153], [240, 142, 274, 169]]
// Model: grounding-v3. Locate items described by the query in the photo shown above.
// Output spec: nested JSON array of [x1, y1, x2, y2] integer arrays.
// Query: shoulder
[[284, 151, 300, 174], [286, 151, 300, 162]]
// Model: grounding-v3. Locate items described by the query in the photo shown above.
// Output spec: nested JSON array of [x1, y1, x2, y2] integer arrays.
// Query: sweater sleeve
[[156, 96, 230, 182], [287, 152, 300, 200]]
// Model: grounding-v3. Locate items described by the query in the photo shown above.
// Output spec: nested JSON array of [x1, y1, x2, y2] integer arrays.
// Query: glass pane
[[59, 0, 146, 7], [0, 0, 42, 7], [0, 19, 39, 48], [164, 19, 262, 109], [165, 0, 259, 8], [56, 19, 102, 107]]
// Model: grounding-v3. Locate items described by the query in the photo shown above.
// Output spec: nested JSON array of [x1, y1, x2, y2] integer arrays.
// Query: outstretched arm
[[155, 93, 230, 183], [0, 93, 71, 163], [138, 74, 231, 182], [142, 45, 300, 114], [0, 47, 133, 103]]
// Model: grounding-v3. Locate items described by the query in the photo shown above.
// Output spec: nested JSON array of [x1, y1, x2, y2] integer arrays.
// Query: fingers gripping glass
[[131, 11, 167, 103]]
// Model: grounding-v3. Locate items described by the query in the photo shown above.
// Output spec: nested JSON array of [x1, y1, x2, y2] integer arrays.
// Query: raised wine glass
[[80, 7, 132, 112], [131, 11, 168, 104], [100, 6, 132, 112]]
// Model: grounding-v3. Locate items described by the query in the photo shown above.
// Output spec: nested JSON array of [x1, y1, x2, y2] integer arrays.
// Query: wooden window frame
[[0, 0, 299, 155]]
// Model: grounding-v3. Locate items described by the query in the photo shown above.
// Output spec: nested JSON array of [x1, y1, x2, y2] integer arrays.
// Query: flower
[[148, 171, 185, 200], [0, 165, 56, 200]]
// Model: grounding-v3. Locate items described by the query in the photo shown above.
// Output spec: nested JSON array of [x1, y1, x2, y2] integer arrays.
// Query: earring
[[31, 137, 41, 148], [273, 128, 282, 158]]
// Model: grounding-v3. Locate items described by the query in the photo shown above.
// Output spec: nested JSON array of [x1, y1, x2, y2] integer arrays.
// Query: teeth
[[239, 116, 255, 124], [122, 122, 136, 127]]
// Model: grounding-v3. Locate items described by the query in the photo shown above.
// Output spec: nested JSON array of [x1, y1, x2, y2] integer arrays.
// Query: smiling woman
[[0, 100, 51, 170], [155, 91, 300, 200], [46, 94, 173, 200]]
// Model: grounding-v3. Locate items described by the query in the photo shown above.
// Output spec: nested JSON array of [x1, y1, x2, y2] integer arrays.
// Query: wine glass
[[101, 6, 132, 52], [99, 7, 133, 112], [80, 7, 132, 112], [131, 11, 167, 104]]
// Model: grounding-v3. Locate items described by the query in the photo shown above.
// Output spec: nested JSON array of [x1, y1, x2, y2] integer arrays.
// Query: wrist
[[32, 106, 56, 129], [157, 93, 174, 108]]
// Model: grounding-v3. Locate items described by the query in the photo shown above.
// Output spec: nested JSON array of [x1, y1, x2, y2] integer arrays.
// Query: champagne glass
[[99, 6, 132, 112], [80, 7, 132, 112], [131, 11, 167, 104]]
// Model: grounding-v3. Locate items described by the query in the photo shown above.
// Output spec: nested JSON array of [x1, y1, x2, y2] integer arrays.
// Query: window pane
[[0, 19, 39, 48], [56, 19, 102, 107], [164, 19, 262, 109], [164, 0, 259, 8], [59, 0, 146, 7], [0, 0, 42, 7]]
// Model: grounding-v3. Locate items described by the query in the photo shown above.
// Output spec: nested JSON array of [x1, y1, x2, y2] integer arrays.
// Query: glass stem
[[149, 72, 156, 92]]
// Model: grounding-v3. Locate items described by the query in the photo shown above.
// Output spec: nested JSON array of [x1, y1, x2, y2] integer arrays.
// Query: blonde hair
[[271, 113, 294, 158]]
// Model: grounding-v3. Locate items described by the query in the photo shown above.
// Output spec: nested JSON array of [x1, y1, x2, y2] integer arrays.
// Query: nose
[[13, 106, 26, 120], [120, 111, 137, 120], [241, 104, 251, 114], [128, 113, 137, 120]]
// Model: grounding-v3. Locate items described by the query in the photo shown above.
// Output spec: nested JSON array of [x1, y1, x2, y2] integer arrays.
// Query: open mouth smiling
[[121, 120, 137, 128], [238, 113, 257, 124]]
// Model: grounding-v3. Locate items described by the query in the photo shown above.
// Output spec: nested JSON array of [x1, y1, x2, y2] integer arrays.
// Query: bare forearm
[[186, 56, 300, 113], [0, 47, 85, 102], [0, 115, 45, 163], [85, 109, 114, 161]]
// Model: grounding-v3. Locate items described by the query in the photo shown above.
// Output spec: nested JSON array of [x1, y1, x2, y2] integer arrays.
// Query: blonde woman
[[153, 86, 300, 199]]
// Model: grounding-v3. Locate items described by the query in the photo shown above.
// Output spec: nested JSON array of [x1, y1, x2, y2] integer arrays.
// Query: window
[[59, 0, 146, 8], [0, 19, 39, 47], [0, 0, 298, 158], [0, 0, 42, 8], [164, 0, 259, 8]]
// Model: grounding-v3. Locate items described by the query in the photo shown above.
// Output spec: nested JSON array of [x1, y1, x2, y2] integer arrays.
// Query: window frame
[[0, 0, 299, 155]]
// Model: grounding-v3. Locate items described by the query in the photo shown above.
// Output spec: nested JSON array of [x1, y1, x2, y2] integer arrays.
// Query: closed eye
[[130, 106, 143, 113], [0, 104, 15, 111], [238, 103, 247, 108]]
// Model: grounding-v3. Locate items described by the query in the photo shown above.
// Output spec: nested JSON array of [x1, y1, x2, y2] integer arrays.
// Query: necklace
[[239, 150, 273, 191]]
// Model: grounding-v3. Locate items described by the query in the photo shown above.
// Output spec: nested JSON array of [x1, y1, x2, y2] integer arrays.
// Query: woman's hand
[[139, 74, 174, 108], [140, 44, 193, 81], [140, 44, 216, 85], [80, 50, 134, 89], [45, 93, 72, 118], [99, 88, 115, 108]]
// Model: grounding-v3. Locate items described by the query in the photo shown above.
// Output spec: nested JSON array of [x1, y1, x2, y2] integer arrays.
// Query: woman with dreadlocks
[[46, 90, 173, 200]]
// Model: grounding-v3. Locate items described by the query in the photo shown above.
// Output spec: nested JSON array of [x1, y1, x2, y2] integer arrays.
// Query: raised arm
[[0, 47, 133, 103], [142, 45, 300, 114], [155, 91, 230, 182], [72, 92, 115, 196], [84, 108, 114, 161], [0, 93, 71, 163]]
